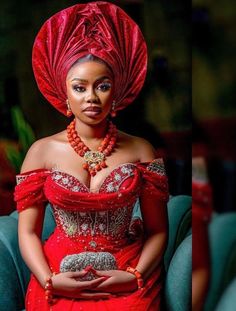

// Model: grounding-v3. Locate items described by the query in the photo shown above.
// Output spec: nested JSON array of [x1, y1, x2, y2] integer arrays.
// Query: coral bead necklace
[[67, 119, 117, 176]]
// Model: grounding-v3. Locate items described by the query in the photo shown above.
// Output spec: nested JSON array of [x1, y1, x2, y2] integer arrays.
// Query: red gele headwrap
[[32, 1, 147, 115]]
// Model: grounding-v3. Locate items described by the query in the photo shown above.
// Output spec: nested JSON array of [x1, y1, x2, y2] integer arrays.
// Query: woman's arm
[[94, 139, 168, 292], [135, 211, 167, 281], [19, 206, 110, 298], [133, 137, 168, 279], [18, 207, 52, 287], [93, 220, 167, 293], [18, 140, 110, 299], [18, 139, 52, 287]]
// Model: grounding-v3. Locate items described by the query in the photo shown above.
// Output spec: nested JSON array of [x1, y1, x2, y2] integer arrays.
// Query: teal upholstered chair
[[203, 212, 236, 311], [215, 278, 236, 311], [164, 195, 192, 271], [0, 207, 55, 311], [164, 195, 192, 311], [0, 195, 191, 311], [164, 235, 192, 311]]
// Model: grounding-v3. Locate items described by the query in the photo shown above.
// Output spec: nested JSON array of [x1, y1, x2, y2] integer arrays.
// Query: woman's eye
[[97, 82, 112, 92], [73, 85, 86, 92]]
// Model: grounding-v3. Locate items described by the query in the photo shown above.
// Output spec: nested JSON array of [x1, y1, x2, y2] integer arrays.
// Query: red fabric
[[14, 162, 168, 310], [15, 168, 140, 213], [32, 2, 147, 115], [14, 169, 50, 210], [192, 182, 212, 270]]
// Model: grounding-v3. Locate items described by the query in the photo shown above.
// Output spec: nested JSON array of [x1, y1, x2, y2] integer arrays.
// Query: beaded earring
[[110, 100, 117, 117], [66, 99, 73, 117]]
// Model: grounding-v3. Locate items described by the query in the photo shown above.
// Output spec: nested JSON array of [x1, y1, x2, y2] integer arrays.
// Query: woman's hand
[[91, 270, 137, 294], [51, 271, 112, 300]]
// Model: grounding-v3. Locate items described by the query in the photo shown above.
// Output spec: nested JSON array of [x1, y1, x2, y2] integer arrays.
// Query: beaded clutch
[[60, 252, 117, 281]]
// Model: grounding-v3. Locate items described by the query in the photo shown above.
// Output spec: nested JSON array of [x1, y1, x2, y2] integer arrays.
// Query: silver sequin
[[60, 251, 117, 280]]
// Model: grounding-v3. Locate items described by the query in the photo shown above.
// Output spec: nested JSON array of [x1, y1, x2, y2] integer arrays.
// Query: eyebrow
[[71, 76, 112, 83], [71, 78, 87, 82]]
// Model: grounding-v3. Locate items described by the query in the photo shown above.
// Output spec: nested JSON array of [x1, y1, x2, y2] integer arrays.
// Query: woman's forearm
[[19, 232, 52, 287], [192, 269, 210, 311], [135, 232, 167, 280]]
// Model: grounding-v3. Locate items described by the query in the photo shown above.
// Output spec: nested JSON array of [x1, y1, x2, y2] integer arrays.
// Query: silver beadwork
[[147, 158, 166, 175], [60, 251, 117, 280]]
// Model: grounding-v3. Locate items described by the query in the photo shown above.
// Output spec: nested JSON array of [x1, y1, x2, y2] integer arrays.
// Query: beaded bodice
[[50, 163, 135, 194], [15, 159, 168, 251], [50, 164, 136, 240]]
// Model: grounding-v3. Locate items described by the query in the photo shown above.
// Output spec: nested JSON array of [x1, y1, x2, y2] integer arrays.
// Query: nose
[[85, 88, 99, 103]]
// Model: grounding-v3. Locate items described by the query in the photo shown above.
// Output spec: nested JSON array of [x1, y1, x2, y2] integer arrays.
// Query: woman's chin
[[77, 114, 109, 126]]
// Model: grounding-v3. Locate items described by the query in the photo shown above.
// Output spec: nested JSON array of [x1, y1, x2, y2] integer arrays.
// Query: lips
[[83, 106, 102, 112], [83, 106, 102, 117]]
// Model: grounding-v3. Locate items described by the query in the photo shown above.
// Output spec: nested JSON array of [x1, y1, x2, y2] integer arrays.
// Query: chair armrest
[[215, 278, 236, 311], [0, 204, 56, 305], [204, 212, 236, 311], [0, 238, 25, 310], [164, 235, 192, 311], [0, 216, 30, 296], [164, 195, 192, 270]]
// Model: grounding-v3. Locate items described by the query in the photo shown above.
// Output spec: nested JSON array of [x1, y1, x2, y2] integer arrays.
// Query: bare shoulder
[[20, 130, 67, 173], [118, 131, 156, 162]]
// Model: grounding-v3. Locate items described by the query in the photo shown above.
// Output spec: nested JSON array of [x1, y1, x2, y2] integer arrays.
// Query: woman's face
[[66, 61, 114, 125]]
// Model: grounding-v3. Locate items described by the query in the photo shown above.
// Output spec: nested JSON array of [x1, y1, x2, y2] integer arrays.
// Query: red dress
[[14, 159, 168, 311], [192, 181, 212, 271]]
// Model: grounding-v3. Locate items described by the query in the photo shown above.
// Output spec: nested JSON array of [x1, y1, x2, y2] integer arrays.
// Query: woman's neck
[[74, 118, 109, 141]]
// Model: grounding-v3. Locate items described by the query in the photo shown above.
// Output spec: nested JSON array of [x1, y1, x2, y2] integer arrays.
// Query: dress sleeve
[[192, 181, 212, 270], [137, 158, 169, 234], [14, 169, 50, 212]]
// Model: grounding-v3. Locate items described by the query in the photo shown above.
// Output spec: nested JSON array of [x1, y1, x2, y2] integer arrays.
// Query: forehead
[[67, 61, 113, 80]]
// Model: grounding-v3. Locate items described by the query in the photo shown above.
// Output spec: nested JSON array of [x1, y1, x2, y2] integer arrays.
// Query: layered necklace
[[67, 119, 117, 176]]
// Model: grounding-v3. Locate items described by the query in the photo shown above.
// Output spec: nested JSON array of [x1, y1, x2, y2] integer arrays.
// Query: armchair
[[0, 195, 191, 311]]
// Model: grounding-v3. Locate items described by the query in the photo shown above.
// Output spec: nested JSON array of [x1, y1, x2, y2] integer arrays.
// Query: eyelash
[[97, 82, 112, 92], [73, 86, 86, 92], [72, 82, 112, 93]]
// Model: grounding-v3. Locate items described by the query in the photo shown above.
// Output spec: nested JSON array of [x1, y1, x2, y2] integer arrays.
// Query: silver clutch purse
[[60, 251, 117, 281]]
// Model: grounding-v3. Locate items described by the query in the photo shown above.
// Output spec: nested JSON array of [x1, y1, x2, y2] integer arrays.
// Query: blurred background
[[192, 0, 236, 310]]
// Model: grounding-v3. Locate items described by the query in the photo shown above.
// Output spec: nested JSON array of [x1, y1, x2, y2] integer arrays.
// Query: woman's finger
[[68, 270, 88, 278], [94, 270, 114, 277], [77, 276, 108, 289]]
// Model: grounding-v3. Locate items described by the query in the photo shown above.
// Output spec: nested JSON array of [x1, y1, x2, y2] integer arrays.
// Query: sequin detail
[[60, 251, 117, 280], [51, 171, 88, 192], [16, 175, 27, 185], [100, 163, 135, 193], [53, 205, 134, 240], [16, 170, 51, 185], [51, 164, 136, 241], [147, 158, 166, 176]]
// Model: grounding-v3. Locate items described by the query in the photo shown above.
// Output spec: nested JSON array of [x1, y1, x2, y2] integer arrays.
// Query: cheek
[[66, 81, 71, 95], [103, 89, 114, 102], [102, 94, 113, 109], [67, 88, 82, 103]]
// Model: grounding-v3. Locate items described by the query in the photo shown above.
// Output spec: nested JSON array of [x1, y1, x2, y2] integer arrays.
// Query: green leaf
[[5, 106, 36, 173]]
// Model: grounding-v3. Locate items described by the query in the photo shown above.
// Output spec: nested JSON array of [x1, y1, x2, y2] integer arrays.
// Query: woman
[[192, 157, 212, 311], [14, 2, 169, 310]]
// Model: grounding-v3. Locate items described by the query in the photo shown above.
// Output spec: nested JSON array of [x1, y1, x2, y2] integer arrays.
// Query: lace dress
[[14, 159, 168, 311]]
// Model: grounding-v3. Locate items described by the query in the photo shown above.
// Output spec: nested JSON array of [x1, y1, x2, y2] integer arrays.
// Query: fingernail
[[84, 265, 93, 272]]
